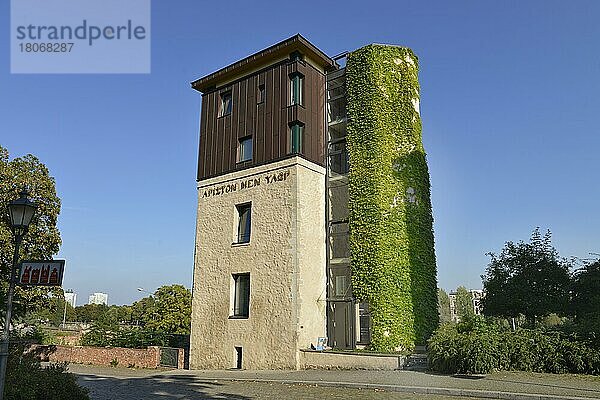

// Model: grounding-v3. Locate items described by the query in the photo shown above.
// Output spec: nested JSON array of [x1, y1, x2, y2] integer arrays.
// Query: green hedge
[[346, 44, 438, 351], [6, 331, 89, 400], [428, 318, 600, 375], [81, 325, 168, 348]]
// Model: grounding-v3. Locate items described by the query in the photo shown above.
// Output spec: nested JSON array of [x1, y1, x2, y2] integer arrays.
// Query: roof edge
[[191, 34, 336, 93]]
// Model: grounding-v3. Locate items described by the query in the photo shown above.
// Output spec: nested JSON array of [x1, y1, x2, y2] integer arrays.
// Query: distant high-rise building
[[88, 292, 108, 305], [449, 289, 485, 322], [64, 289, 77, 307]]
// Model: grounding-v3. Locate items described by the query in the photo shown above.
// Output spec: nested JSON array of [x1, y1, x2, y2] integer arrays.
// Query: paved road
[[76, 375, 473, 400], [70, 364, 600, 400], [74, 368, 470, 400]]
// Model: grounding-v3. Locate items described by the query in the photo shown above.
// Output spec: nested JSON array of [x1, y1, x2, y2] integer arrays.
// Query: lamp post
[[61, 298, 68, 329], [137, 287, 153, 296], [0, 190, 36, 400]]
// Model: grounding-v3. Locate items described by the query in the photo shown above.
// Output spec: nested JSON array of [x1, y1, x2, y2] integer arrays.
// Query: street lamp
[[7, 190, 36, 238], [137, 287, 153, 296], [0, 190, 36, 400]]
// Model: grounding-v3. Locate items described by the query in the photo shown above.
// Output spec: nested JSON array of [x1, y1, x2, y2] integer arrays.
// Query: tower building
[[190, 35, 437, 370], [88, 292, 108, 306], [64, 289, 77, 308]]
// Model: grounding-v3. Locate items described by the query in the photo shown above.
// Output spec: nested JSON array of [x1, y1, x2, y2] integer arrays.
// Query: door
[[327, 265, 355, 349], [328, 300, 354, 349]]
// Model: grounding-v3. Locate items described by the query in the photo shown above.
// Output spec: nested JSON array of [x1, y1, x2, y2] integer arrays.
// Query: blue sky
[[1, 1, 599, 305]]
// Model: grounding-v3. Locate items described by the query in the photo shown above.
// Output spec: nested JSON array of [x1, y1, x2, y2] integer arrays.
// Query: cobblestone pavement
[[69, 364, 600, 400], [76, 374, 472, 400]]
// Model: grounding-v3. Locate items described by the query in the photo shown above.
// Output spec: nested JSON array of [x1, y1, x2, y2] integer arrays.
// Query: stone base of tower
[[190, 156, 326, 370]]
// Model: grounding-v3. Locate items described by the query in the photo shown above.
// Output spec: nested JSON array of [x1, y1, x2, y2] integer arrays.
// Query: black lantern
[[8, 189, 36, 237]]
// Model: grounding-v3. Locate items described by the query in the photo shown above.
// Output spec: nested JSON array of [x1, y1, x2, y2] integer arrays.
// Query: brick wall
[[32, 345, 184, 369]]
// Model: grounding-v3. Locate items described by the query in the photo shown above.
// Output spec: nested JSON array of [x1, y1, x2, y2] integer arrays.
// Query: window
[[290, 123, 303, 153], [219, 91, 232, 116], [329, 141, 349, 174], [232, 273, 250, 318], [290, 73, 304, 105], [335, 275, 349, 297], [257, 84, 265, 104], [330, 267, 351, 299], [235, 346, 243, 369], [330, 221, 350, 258], [238, 136, 253, 162], [290, 51, 303, 61], [236, 203, 251, 243]]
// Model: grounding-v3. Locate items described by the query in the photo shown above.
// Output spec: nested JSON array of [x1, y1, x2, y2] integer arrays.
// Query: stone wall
[[294, 161, 327, 367], [33, 345, 184, 369], [299, 350, 404, 370], [190, 156, 326, 370]]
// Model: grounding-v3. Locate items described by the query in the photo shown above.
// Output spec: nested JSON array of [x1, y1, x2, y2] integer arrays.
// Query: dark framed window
[[290, 122, 304, 154], [238, 136, 253, 162], [290, 73, 304, 106], [257, 84, 265, 104], [232, 273, 250, 318], [331, 268, 351, 299], [236, 203, 251, 244], [219, 91, 232, 117], [290, 51, 303, 61], [329, 140, 349, 174]]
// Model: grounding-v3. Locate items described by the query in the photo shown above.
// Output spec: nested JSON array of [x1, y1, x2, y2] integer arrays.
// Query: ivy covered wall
[[346, 44, 438, 351]]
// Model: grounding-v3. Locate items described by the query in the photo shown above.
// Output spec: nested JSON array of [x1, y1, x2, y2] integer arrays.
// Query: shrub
[[5, 332, 89, 400], [81, 324, 168, 349], [113, 328, 168, 348], [428, 317, 600, 375]]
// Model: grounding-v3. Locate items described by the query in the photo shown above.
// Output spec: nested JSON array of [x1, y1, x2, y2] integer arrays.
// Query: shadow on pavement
[[77, 373, 253, 400], [484, 377, 600, 395]]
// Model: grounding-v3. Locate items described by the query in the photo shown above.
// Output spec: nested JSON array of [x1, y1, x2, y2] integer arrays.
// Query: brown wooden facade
[[192, 35, 335, 181]]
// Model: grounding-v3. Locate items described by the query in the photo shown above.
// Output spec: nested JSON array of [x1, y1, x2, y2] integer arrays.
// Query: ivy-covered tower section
[[346, 44, 438, 351]]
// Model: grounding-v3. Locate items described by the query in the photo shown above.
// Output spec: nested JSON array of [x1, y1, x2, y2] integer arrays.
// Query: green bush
[[5, 333, 89, 400], [113, 328, 168, 348], [81, 323, 167, 349], [428, 317, 600, 375]]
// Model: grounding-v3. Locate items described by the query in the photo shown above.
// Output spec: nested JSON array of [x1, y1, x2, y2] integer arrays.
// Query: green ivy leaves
[[346, 45, 438, 351]]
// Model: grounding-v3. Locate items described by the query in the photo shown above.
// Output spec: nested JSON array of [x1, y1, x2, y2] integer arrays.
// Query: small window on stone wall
[[236, 203, 251, 244], [231, 273, 250, 318]]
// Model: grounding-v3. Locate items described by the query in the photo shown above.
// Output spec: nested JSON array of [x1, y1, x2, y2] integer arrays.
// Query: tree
[[131, 296, 155, 326], [143, 284, 191, 335], [0, 146, 62, 318], [80, 310, 120, 347], [31, 296, 75, 326], [455, 286, 475, 321], [437, 288, 451, 323], [106, 305, 132, 324], [74, 304, 108, 323], [571, 258, 600, 333], [481, 228, 571, 325]]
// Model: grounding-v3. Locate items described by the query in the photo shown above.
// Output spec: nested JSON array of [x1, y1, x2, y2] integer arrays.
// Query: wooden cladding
[[197, 60, 326, 181]]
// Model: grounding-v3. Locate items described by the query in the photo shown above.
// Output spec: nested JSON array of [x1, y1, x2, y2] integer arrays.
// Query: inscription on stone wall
[[202, 169, 291, 198]]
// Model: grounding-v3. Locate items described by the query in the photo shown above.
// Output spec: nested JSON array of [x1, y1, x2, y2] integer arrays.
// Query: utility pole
[[62, 299, 68, 329]]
